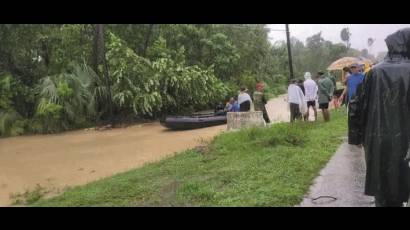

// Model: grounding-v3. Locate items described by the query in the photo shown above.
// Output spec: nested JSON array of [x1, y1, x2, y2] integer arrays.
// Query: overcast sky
[[267, 24, 410, 56]]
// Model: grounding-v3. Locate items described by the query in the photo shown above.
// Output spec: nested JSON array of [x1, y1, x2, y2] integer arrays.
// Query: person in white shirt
[[238, 87, 252, 112], [288, 79, 307, 122], [303, 72, 318, 121]]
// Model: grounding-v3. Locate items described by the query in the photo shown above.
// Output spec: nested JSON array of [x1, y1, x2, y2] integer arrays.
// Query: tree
[[142, 24, 155, 57], [367, 37, 375, 47], [307, 31, 324, 49], [305, 32, 327, 73], [92, 25, 104, 75], [367, 37, 375, 55], [201, 32, 240, 81], [340, 27, 351, 49], [0, 24, 308, 137], [92, 24, 114, 125], [361, 49, 369, 56], [285, 24, 294, 80]]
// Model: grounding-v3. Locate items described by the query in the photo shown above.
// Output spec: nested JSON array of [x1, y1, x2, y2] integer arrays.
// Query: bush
[[0, 74, 13, 110], [271, 74, 288, 96], [153, 56, 228, 115], [35, 102, 65, 133], [107, 32, 162, 116], [0, 110, 21, 137], [33, 63, 97, 134], [235, 71, 258, 92], [107, 33, 228, 116]]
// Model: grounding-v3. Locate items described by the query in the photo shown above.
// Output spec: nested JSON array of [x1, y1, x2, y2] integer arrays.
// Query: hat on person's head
[[256, 82, 264, 90], [350, 63, 359, 68], [304, 72, 312, 79]]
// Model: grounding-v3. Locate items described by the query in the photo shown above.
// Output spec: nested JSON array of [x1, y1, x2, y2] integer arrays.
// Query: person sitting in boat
[[214, 102, 226, 116], [226, 97, 241, 112], [238, 86, 252, 112], [215, 102, 224, 111], [231, 96, 240, 112], [225, 97, 234, 112]]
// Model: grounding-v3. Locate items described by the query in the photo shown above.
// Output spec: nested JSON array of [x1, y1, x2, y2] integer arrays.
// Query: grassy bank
[[33, 109, 347, 207]]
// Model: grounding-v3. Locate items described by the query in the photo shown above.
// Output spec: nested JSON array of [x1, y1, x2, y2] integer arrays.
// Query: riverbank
[[32, 109, 347, 206]]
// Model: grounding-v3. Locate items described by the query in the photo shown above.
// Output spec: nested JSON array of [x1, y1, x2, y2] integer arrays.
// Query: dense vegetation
[[0, 24, 372, 136]]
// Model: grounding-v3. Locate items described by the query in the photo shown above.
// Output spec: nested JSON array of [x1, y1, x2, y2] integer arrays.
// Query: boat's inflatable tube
[[161, 113, 227, 130]]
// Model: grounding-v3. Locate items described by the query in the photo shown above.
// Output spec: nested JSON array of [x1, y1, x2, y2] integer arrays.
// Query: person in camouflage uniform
[[407, 152, 410, 207], [253, 82, 270, 123]]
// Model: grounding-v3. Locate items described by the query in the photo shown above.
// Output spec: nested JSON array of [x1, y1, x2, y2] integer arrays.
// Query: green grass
[[33, 109, 348, 207], [10, 184, 48, 205]]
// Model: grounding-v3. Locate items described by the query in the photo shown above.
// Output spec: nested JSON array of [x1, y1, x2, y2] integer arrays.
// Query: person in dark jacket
[[297, 79, 305, 96], [238, 87, 252, 112], [349, 28, 410, 207]]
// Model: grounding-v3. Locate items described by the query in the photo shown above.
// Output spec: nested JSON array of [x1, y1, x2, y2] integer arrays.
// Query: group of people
[[287, 62, 366, 123], [223, 82, 270, 123], [288, 30, 410, 207], [287, 71, 334, 123], [217, 29, 410, 207], [222, 66, 365, 125], [290, 29, 410, 207]]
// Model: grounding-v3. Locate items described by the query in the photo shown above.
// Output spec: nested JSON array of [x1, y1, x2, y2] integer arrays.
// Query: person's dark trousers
[[262, 108, 270, 123], [239, 101, 251, 112], [342, 95, 348, 107], [375, 194, 403, 207], [290, 103, 301, 122]]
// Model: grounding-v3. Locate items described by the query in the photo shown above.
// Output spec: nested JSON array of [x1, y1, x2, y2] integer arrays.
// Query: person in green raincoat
[[317, 71, 334, 122], [253, 82, 270, 123]]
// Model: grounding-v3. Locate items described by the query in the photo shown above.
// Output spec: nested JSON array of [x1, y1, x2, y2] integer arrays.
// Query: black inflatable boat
[[161, 112, 227, 130]]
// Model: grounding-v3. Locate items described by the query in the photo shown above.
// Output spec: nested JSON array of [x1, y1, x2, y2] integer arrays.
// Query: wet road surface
[[299, 141, 375, 207]]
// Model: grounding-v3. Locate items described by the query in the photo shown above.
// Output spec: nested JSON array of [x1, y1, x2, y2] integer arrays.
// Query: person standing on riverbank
[[287, 79, 306, 122], [253, 82, 270, 123], [317, 71, 334, 122], [339, 64, 364, 106], [303, 72, 318, 121]]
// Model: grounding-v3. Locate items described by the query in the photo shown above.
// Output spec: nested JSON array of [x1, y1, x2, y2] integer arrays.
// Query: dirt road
[[266, 94, 290, 122], [266, 94, 318, 122], [0, 95, 291, 206]]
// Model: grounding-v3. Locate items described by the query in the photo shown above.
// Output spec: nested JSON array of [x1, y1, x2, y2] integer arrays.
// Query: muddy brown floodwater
[[0, 123, 226, 206], [0, 95, 290, 206]]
